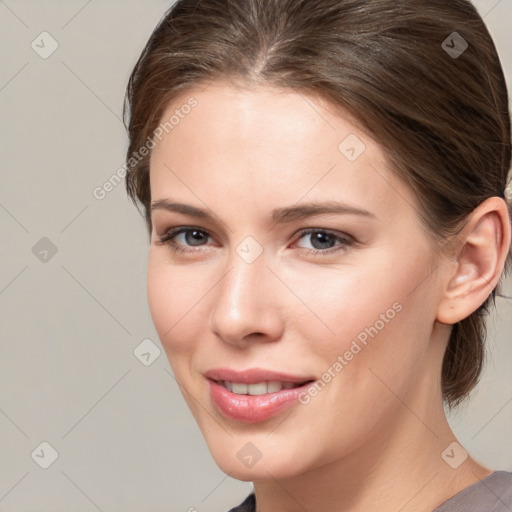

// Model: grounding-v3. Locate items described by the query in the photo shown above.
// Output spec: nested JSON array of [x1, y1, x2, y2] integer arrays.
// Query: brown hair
[[123, 0, 511, 410]]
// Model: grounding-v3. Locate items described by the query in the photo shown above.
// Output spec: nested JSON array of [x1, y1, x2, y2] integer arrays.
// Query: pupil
[[312, 232, 333, 250], [186, 230, 207, 246]]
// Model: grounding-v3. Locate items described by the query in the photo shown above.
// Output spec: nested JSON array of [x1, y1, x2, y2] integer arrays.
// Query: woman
[[123, 0, 512, 510]]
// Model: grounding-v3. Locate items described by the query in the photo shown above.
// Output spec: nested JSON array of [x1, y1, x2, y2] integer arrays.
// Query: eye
[[293, 228, 355, 256], [155, 226, 355, 256], [155, 226, 213, 254]]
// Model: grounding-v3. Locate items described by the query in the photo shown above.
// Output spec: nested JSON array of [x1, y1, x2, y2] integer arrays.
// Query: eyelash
[[155, 226, 355, 257]]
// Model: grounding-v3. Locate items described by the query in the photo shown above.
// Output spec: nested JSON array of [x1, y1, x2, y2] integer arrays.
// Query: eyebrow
[[151, 198, 376, 224]]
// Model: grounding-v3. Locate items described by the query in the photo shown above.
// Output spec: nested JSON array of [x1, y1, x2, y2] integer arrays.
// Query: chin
[[212, 452, 300, 481], [201, 430, 314, 482]]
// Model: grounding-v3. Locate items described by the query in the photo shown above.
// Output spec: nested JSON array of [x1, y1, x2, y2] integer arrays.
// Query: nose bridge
[[210, 238, 282, 344]]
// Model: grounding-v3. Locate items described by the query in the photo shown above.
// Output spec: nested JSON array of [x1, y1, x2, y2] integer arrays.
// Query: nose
[[209, 245, 285, 348]]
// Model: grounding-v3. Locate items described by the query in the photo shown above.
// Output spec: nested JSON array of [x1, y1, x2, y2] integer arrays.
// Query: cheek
[[146, 251, 206, 359], [285, 248, 435, 376], [280, 256, 407, 338], [279, 257, 436, 451]]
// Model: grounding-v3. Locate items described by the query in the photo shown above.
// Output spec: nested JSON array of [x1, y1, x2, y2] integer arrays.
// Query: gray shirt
[[228, 470, 512, 511]]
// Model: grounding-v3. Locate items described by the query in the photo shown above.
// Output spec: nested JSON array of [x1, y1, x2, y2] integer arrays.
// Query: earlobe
[[437, 197, 511, 325]]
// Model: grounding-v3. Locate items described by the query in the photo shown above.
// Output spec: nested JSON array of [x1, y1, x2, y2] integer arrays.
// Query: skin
[[146, 80, 511, 512]]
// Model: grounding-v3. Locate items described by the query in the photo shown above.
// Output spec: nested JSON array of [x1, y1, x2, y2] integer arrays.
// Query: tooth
[[226, 380, 299, 394], [267, 381, 283, 393], [231, 382, 248, 394], [247, 382, 268, 396]]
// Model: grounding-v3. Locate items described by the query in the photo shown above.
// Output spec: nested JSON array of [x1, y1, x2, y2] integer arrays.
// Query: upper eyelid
[[296, 227, 353, 239], [161, 225, 346, 237], [158, 225, 353, 245]]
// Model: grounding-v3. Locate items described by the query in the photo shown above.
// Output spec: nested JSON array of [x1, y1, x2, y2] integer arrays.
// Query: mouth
[[212, 379, 313, 395], [204, 368, 317, 423]]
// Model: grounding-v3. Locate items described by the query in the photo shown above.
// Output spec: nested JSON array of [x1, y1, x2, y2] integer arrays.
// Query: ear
[[437, 197, 511, 325]]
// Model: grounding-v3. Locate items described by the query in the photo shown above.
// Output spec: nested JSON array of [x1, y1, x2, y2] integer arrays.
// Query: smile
[[218, 380, 308, 395], [204, 368, 316, 423]]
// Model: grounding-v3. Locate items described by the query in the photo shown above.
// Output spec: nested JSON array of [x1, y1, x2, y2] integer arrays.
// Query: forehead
[[152, 80, 373, 159], [148, 81, 417, 223]]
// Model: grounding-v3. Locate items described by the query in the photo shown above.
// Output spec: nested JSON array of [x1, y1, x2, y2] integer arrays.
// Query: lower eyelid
[[158, 227, 354, 252]]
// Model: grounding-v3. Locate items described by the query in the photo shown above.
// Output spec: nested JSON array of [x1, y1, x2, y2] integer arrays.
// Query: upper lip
[[204, 367, 315, 384]]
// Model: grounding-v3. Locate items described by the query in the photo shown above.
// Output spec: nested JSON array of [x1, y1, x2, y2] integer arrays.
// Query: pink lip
[[204, 367, 316, 423], [204, 367, 313, 384]]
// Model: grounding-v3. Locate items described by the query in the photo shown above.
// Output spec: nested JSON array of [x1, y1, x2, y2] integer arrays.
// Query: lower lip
[[208, 379, 314, 423]]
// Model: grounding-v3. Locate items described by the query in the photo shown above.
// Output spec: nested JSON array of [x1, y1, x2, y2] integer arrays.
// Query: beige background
[[0, 1, 511, 511]]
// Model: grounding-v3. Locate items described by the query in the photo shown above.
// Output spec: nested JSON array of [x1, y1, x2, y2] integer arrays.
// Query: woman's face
[[147, 81, 447, 480]]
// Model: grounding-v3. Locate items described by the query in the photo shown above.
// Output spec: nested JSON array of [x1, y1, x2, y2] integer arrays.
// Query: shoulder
[[226, 473, 512, 512], [434, 470, 512, 511], [227, 492, 256, 512]]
